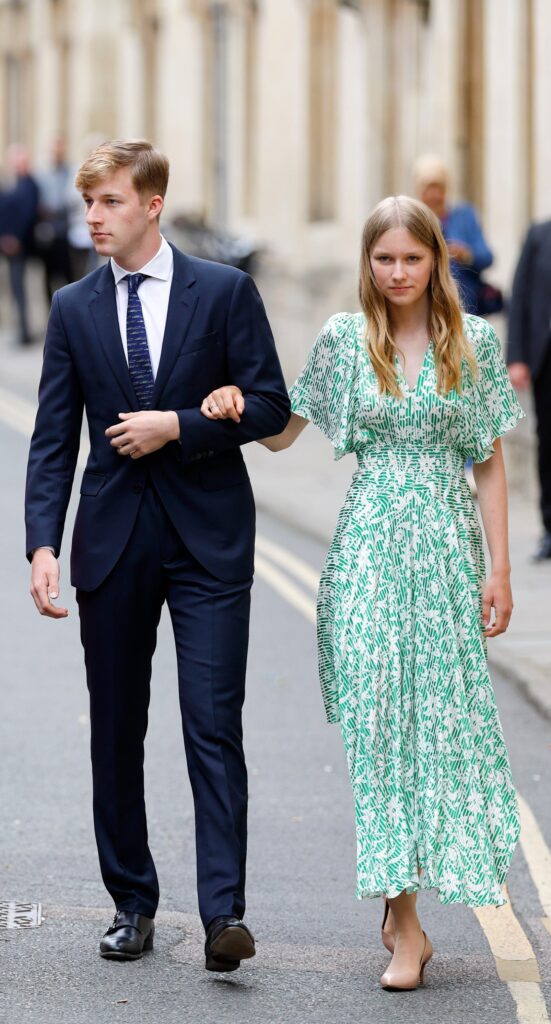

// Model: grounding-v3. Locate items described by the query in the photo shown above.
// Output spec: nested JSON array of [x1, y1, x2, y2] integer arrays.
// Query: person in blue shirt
[[413, 154, 493, 315]]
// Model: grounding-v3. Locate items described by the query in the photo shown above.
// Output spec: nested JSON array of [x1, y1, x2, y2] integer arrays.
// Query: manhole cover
[[0, 902, 42, 928]]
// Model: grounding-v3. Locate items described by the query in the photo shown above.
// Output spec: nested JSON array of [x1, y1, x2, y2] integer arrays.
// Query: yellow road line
[[0, 385, 89, 469], [0, 385, 39, 439], [474, 888, 540, 983], [518, 793, 551, 923], [254, 554, 316, 624], [508, 982, 550, 1024], [255, 534, 320, 593]]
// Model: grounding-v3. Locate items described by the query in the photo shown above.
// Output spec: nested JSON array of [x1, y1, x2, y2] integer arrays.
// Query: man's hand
[[508, 362, 531, 390], [105, 411, 180, 459], [30, 549, 68, 619], [201, 387, 244, 423]]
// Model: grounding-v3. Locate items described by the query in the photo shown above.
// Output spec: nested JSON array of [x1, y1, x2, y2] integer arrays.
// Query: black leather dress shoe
[[533, 532, 551, 561], [100, 910, 155, 960], [204, 916, 256, 972]]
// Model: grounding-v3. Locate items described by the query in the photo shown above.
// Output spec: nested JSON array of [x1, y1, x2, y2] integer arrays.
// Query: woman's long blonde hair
[[359, 195, 477, 397]]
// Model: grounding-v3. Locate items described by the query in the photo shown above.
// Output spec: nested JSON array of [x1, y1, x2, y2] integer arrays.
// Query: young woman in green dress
[[200, 196, 524, 991]]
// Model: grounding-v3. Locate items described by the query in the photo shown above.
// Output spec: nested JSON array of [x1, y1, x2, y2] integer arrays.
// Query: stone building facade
[[1, 0, 549, 286]]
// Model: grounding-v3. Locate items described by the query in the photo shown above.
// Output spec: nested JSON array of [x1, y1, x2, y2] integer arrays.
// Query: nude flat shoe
[[380, 930, 433, 991], [381, 898, 395, 954]]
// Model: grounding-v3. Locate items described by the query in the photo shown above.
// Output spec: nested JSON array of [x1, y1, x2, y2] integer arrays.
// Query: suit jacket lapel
[[153, 247, 198, 405], [89, 264, 139, 411]]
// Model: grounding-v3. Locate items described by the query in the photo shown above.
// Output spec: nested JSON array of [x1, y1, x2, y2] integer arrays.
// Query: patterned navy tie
[[124, 273, 155, 408]]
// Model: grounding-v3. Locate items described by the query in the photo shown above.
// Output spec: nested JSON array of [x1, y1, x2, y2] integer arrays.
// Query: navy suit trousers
[[76, 481, 252, 927]]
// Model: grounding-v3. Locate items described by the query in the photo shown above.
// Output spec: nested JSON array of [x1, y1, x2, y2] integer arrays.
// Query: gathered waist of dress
[[352, 444, 470, 500]]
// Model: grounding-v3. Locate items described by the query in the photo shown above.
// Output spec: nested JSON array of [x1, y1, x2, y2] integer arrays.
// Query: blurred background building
[[1, 0, 549, 286]]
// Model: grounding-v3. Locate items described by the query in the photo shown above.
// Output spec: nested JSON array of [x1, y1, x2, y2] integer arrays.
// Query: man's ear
[[148, 194, 164, 220]]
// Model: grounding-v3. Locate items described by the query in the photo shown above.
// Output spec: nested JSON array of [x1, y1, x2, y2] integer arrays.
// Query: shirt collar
[[111, 236, 173, 285]]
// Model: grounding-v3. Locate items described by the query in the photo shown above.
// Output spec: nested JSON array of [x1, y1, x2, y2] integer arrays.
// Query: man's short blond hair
[[75, 139, 169, 199]]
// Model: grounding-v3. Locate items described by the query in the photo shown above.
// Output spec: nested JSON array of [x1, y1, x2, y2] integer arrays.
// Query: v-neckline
[[394, 342, 432, 394]]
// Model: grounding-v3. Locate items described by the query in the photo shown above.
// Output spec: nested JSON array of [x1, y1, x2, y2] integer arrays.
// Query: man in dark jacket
[[0, 144, 39, 345], [36, 136, 72, 302], [507, 220, 551, 560]]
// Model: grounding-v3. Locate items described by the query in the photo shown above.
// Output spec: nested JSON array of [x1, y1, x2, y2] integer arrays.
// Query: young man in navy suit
[[25, 140, 290, 968]]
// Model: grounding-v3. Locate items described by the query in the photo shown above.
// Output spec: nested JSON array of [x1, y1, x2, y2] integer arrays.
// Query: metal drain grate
[[0, 902, 42, 928]]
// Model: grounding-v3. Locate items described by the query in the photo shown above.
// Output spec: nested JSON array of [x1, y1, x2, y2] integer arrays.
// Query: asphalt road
[[1, 406, 550, 1024]]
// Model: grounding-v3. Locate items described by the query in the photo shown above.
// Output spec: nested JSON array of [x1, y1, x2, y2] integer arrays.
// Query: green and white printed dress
[[289, 312, 524, 908]]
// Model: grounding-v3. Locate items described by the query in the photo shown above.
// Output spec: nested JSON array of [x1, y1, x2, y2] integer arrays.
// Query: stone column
[[117, 6, 146, 140], [336, 2, 369, 267], [64, 0, 119, 155], [225, 2, 246, 227], [255, 0, 309, 266], [531, 0, 551, 221], [483, 0, 530, 286], [155, 0, 206, 216], [423, 0, 461, 180], [364, 0, 391, 203], [28, 3, 59, 164]]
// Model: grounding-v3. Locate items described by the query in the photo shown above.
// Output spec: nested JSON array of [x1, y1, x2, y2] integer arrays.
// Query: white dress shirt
[[111, 235, 173, 379]]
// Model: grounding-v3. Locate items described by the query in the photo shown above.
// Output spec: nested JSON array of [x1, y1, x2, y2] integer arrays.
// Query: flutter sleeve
[[288, 313, 358, 459], [462, 315, 525, 463]]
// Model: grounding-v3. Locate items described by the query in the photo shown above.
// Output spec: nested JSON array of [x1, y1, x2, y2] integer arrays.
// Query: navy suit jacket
[[507, 220, 551, 378], [25, 245, 291, 590]]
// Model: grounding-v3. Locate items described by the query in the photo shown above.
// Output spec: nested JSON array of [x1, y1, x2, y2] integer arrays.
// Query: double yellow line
[[2, 384, 550, 1021], [255, 532, 551, 1024]]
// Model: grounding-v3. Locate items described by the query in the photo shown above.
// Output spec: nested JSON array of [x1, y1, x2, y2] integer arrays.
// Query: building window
[[308, 0, 337, 222]]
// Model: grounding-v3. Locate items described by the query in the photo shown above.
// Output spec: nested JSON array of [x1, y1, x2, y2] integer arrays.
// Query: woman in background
[[413, 153, 493, 316]]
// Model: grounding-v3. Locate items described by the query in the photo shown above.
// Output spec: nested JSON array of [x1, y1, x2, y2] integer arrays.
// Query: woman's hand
[[481, 570, 513, 637], [447, 240, 473, 265], [201, 386, 244, 423], [473, 439, 513, 638]]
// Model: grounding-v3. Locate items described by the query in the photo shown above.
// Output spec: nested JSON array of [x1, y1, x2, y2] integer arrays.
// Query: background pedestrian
[[36, 137, 72, 302], [507, 220, 551, 560], [66, 133, 105, 280], [0, 144, 39, 345], [413, 153, 496, 316]]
